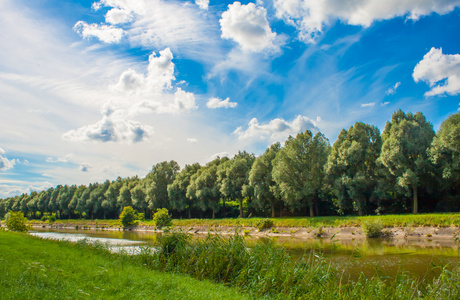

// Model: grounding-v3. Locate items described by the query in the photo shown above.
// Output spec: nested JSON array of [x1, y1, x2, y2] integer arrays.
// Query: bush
[[153, 208, 172, 229], [362, 219, 383, 238], [119, 206, 139, 229], [5, 211, 29, 232], [41, 213, 57, 224], [256, 218, 274, 231]]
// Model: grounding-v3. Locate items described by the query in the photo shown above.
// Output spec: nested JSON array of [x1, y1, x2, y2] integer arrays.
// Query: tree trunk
[[413, 186, 418, 214], [212, 209, 215, 219], [271, 203, 276, 218], [309, 201, 315, 217], [239, 199, 243, 218], [188, 206, 191, 219]]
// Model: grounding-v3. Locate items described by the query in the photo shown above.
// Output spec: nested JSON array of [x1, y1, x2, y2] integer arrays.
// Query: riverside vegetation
[[2, 110, 460, 222], [3, 230, 459, 299]]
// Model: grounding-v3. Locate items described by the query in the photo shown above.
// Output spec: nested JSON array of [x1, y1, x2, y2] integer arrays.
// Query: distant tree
[[219, 151, 255, 218], [119, 206, 139, 229], [249, 142, 282, 217], [325, 122, 382, 216], [379, 110, 435, 214], [168, 163, 201, 218], [5, 211, 29, 232], [430, 112, 460, 196], [117, 183, 133, 210], [273, 131, 331, 217], [146, 161, 180, 211], [131, 183, 148, 216]]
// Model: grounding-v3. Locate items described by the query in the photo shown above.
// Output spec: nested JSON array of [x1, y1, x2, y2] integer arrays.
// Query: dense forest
[[1, 109, 460, 220]]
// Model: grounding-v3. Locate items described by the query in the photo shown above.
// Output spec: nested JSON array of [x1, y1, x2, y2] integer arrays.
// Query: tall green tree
[[168, 163, 201, 218], [219, 151, 255, 218], [249, 142, 282, 217], [325, 122, 382, 216], [379, 110, 435, 214], [430, 112, 460, 196], [273, 131, 331, 217], [146, 161, 180, 211]]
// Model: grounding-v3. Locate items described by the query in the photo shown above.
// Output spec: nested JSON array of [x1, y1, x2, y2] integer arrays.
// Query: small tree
[[119, 206, 139, 229], [153, 208, 172, 229], [5, 211, 29, 232]]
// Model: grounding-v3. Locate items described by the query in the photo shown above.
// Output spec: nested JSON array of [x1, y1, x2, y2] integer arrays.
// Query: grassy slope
[[0, 231, 252, 300], [25, 212, 460, 228]]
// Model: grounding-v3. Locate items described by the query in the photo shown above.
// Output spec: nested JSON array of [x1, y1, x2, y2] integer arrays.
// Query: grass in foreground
[[0, 230, 252, 300]]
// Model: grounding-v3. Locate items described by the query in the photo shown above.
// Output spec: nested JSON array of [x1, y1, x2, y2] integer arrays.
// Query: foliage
[[255, 218, 274, 231], [5, 211, 29, 232], [41, 212, 57, 224], [272, 130, 330, 217], [119, 206, 139, 229], [361, 219, 384, 238], [153, 208, 172, 228]]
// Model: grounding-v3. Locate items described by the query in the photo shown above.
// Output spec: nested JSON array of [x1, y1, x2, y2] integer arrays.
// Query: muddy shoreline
[[29, 223, 460, 241]]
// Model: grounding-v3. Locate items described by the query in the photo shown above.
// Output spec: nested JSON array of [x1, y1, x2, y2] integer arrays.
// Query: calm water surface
[[31, 228, 460, 280]]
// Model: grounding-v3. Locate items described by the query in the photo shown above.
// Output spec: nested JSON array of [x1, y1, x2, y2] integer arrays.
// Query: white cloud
[[46, 153, 73, 163], [105, 8, 133, 24], [80, 163, 91, 172], [361, 102, 375, 107], [386, 81, 401, 95], [208, 151, 229, 161], [233, 115, 319, 142], [274, 0, 460, 43], [62, 107, 154, 144], [73, 21, 124, 44], [82, 0, 220, 61], [206, 97, 238, 109], [0, 182, 52, 198], [0, 147, 16, 171], [381, 101, 390, 106], [187, 138, 198, 143], [220, 2, 280, 52], [195, 0, 209, 10], [413, 47, 460, 96]]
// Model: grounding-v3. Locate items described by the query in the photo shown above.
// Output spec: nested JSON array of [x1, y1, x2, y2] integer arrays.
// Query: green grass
[[19, 212, 460, 230], [0, 230, 253, 300]]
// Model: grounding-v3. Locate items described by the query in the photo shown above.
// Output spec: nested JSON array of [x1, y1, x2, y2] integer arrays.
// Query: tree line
[[1, 109, 459, 220]]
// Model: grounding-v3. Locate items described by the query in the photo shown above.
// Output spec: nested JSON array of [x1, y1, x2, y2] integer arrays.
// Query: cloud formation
[[413, 47, 460, 96], [220, 2, 280, 52], [234, 115, 319, 142], [386, 81, 401, 95], [195, 0, 209, 10], [73, 21, 123, 43], [206, 97, 238, 109], [62, 108, 154, 144], [0, 147, 16, 171], [80, 163, 91, 172], [274, 0, 460, 43], [361, 102, 375, 107]]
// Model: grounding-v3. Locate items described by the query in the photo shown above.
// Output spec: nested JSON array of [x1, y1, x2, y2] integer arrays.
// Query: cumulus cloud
[[0, 147, 16, 171], [220, 2, 280, 52], [195, 0, 209, 10], [80, 163, 91, 172], [386, 82, 401, 95], [105, 8, 133, 24], [361, 102, 375, 107], [73, 21, 123, 43], [111, 48, 197, 114], [46, 153, 73, 163], [206, 97, 237, 109], [274, 0, 460, 43], [233, 115, 319, 142], [413, 47, 460, 96], [62, 107, 154, 144]]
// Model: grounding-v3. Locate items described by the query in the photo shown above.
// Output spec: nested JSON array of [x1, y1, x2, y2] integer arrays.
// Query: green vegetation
[[5, 211, 29, 232], [153, 208, 172, 228], [361, 219, 384, 238], [0, 231, 253, 300], [2, 110, 460, 222], [256, 218, 274, 231], [134, 232, 460, 299], [119, 206, 141, 229]]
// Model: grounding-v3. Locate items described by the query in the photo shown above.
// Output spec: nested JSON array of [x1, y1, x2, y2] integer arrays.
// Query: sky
[[1, 0, 460, 198]]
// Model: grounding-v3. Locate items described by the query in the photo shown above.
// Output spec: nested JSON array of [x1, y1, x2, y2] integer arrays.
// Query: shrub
[[119, 206, 139, 229], [41, 213, 57, 224], [153, 208, 172, 229], [362, 219, 383, 238], [5, 211, 29, 232], [256, 218, 274, 231]]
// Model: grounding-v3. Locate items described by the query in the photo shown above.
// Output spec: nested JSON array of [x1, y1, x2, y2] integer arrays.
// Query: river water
[[30, 228, 459, 280]]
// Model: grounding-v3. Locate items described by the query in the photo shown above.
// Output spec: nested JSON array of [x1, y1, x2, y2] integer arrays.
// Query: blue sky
[[1, 0, 460, 198]]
